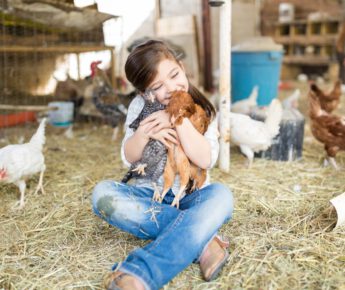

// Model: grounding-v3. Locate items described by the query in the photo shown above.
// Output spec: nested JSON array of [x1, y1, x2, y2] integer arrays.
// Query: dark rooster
[[308, 87, 345, 169], [121, 91, 167, 196], [90, 61, 129, 140], [310, 80, 342, 113]]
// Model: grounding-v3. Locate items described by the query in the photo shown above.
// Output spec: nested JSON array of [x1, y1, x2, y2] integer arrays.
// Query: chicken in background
[[308, 89, 345, 170], [309, 80, 342, 113], [157, 91, 211, 208], [54, 76, 85, 118], [282, 89, 301, 110], [90, 61, 129, 140], [0, 118, 47, 210], [229, 99, 283, 167], [231, 85, 259, 115]]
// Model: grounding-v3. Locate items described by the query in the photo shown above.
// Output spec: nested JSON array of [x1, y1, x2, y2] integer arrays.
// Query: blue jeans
[[92, 180, 234, 290]]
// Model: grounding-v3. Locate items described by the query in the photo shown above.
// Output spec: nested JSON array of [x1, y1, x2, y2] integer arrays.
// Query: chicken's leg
[[171, 148, 191, 208], [328, 157, 339, 170], [12, 180, 26, 210], [34, 169, 46, 195], [240, 145, 254, 168], [111, 126, 120, 141], [155, 157, 175, 202]]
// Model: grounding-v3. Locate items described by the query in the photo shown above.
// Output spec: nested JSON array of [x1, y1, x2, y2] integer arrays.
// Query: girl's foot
[[103, 271, 145, 290], [199, 236, 230, 281]]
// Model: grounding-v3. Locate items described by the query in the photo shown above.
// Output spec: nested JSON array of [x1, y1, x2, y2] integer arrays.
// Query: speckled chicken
[[310, 80, 342, 113], [121, 91, 166, 194], [155, 91, 211, 208], [308, 88, 345, 169], [0, 118, 46, 209]]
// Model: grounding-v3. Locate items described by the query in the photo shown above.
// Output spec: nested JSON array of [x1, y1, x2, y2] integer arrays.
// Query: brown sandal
[[199, 235, 230, 281], [103, 271, 145, 290]]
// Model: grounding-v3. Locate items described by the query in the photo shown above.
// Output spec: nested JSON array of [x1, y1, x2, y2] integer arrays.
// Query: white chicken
[[230, 99, 283, 167], [0, 118, 47, 209], [282, 89, 301, 110], [231, 85, 259, 115]]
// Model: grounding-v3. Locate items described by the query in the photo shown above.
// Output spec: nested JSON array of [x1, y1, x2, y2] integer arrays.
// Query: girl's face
[[147, 58, 189, 105]]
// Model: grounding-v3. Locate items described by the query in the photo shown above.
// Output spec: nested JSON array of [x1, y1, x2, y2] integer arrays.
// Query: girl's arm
[[122, 102, 179, 164], [124, 123, 178, 163], [176, 118, 215, 169]]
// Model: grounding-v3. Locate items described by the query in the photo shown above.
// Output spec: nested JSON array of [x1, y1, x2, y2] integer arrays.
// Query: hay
[[1, 81, 345, 289]]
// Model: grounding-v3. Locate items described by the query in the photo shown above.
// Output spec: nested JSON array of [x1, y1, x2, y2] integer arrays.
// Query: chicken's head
[[90, 61, 102, 78]]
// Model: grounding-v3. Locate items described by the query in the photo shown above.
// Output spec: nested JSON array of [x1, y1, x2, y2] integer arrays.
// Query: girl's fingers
[[165, 130, 179, 144], [140, 115, 154, 125], [152, 123, 166, 133], [144, 121, 159, 133]]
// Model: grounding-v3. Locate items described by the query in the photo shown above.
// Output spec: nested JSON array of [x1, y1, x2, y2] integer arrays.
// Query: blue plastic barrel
[[231, 50, 283, 106]]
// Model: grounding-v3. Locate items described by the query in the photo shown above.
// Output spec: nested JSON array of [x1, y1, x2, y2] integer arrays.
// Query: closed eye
[[153, 84, 162, 91], [171, 72, 179, 78]]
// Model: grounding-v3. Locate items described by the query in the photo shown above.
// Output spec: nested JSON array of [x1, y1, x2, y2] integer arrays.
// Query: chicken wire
[[0, 0, 119, 140]]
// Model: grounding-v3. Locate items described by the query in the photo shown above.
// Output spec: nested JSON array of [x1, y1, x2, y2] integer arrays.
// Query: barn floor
[[1, 81, 345, 290]]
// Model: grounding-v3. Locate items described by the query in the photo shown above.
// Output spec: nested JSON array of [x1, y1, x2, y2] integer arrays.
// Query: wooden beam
[[0, 45, 114, 53], [0, 104, 58, 111]]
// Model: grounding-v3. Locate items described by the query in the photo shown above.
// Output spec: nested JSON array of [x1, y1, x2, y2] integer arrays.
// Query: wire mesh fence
[[0, 0, 120, 137]]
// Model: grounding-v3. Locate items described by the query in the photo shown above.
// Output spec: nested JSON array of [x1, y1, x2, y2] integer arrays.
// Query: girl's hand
[[140, 110, 172, 133], [138, 121, 179, 148]]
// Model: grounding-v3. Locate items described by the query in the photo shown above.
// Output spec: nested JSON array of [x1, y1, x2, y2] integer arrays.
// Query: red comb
[[90, 61, 102, 77]]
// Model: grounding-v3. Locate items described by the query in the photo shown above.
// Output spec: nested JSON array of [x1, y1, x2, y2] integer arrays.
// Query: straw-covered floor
[[1, 81, 345, 290]]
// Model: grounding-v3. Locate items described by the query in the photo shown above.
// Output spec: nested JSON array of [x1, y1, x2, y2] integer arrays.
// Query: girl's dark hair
[[125, 39, 216, 119]]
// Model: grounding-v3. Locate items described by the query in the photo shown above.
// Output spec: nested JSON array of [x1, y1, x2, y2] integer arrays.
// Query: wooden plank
[[283, 55, 334, 65], [0, 45, 114, 53], [0, 34, 60, 46], [274, 35, 337, 45], [0, 104, 57, 111], [156, 15, 195, 36]]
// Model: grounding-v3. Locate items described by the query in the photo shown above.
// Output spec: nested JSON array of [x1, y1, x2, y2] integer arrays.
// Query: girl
[[92, 40, 234, 290]]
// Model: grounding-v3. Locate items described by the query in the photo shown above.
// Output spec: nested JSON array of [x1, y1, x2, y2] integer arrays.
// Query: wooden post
[[110, 47, 117, 90], [202, 0, 213, 92], [154, 0, 161, 36], [76, 53, 81, 80], [217, 0, 231, 172]]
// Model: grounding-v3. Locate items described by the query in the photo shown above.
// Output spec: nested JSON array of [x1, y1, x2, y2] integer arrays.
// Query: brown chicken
[[308, 88, 345, 169], [154, 91, 211, 208], [310, 80, 342, 113]]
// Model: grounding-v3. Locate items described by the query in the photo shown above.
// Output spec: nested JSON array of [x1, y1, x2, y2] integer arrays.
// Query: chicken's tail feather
[[121, 170, 132, 184], [248, 86, 259, 104], [329, 79, 342, 99], [264, 99, 283, 138], [308, 89, 323, 118], [29, 118, 46, 150]]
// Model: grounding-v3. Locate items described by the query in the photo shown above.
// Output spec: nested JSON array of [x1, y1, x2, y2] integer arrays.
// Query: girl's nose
[[165, 80, 176, 93]]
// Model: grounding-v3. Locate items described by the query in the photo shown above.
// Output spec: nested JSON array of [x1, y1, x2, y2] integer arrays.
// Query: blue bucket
[[231, 50, 283, 106]]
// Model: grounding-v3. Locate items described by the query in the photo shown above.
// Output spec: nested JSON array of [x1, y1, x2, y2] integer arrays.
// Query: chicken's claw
[[12, 199, 25, 210], [152, 183, 162, 203], [171, 196, 180, 209], [132, 164, 147, 175]]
